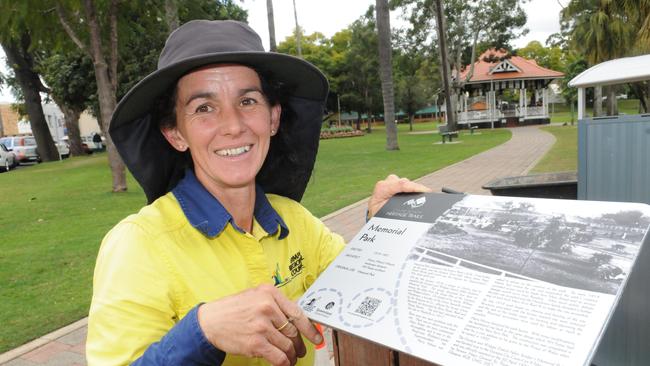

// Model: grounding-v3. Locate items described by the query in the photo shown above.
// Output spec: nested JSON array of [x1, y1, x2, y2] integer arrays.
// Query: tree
[[602, 210, 649, 227], [266, 0, 277, 51], [375, 0, 398, 150], [396, 0, 529, 129], [393, 39, 440, 131], [433, 0, 456, 131], [1, 34, 59, 161], [517, 40, 570, 72], [56, 0, 125, 191], [561, 0, 636, 116], [39, 52, 96, 156], [164, 0, 179, 31], [560, 58, 589, 124], [277, 30, 331, 66], [55, 0, 247, 192], [335, 16, 382, 131], [0, 1, 60, 162]]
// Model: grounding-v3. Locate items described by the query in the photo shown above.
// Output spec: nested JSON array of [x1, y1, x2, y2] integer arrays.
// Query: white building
[[16, 103, 101, 141]]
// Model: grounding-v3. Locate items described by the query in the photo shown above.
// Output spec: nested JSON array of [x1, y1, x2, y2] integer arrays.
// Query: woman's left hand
[[367, 174, 432, 219]]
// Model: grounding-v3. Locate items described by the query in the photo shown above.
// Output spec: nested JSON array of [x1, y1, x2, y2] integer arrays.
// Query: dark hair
[[153, 86, 178, 130], [150, 66, 315, 197]]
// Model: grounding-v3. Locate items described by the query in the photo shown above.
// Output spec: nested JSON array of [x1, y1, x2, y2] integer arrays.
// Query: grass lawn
[[0, 122, 510, 352], [0, 155, 146, 354], [304, 123, 511, 216], [529, 125, 578, 173]]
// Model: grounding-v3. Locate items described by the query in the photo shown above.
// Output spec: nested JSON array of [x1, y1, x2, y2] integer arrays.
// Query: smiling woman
[[160, 65, 281, 220], [87, 19, 429, 366]]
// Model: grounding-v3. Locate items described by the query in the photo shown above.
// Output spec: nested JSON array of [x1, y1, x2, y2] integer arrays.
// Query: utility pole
[[433, 0, 456, 131]]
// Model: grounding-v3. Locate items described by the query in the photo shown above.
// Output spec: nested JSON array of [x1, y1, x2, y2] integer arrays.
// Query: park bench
[[469, 124, 479, 134], [438, 124, 458, 143]]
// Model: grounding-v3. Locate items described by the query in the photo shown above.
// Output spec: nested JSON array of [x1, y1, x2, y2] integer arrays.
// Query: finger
[[266, 328, 298, 365], [271, 291, 323, 345], [397, 179, 432, 193], [277, 321, 307, 358], [385, 174, 399, 181], [268, 310, 300, 360], [253, 339, 292, 366], [251, 288, 299, 364]]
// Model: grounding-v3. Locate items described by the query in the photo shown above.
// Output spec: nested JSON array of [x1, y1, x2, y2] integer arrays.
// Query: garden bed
[[320, 128, 365, 139]]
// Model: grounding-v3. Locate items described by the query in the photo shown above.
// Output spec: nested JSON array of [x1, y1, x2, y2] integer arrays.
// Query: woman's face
[[162, 64, 281, 193]]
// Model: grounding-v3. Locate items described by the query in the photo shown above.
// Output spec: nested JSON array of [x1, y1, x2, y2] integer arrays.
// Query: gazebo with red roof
[[455, 49, 564, 128]]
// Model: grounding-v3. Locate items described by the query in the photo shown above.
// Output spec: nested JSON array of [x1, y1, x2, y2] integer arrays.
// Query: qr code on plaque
[[354, 296, 382, 317]]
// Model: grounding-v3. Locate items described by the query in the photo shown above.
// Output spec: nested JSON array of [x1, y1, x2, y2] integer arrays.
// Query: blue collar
[[172, 170, 289, 239]]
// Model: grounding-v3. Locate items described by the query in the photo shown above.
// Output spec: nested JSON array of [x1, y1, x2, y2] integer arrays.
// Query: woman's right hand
[[197, 284, 322, 366]]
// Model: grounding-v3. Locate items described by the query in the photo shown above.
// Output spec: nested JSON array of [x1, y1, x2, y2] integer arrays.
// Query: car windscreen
[[0, 138, 10, 148]]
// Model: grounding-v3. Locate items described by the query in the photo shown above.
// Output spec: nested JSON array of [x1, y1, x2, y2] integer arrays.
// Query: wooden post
[[332, 330, 439, 366]]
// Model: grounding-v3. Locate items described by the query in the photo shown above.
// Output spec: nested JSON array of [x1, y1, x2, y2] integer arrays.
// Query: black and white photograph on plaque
[[410, 195, 649, 295]]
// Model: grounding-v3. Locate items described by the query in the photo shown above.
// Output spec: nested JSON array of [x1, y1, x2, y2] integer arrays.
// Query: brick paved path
[[0, 126, 555, 366]]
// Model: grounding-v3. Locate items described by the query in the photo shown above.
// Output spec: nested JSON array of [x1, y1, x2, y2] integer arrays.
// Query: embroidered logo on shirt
[[272, 251, 304, 288]]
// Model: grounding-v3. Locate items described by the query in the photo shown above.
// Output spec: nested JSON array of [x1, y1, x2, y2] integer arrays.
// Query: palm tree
[[562, 0, 635, 116], [620, 0, 650, 52], [619, 0, 650, 112], [266, 0, 277, 51], [375, 0, 399, 150]]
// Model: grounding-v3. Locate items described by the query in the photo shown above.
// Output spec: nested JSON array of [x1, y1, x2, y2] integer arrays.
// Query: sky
[[0, 0, 563, 103]]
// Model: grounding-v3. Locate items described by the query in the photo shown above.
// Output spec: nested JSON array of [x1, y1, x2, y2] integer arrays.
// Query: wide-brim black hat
[[110, 20, 328, 203]]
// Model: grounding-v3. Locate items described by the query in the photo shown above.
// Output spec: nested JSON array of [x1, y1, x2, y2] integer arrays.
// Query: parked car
[[0, 136, 40, 164], [62, 136, 93, 155], [82, 134, 105, 152], [0, 143, 17, 172], [56, 141, 70, 159]]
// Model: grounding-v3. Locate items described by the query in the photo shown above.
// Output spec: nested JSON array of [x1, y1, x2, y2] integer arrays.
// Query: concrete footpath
[[0, 126, 555, 366]]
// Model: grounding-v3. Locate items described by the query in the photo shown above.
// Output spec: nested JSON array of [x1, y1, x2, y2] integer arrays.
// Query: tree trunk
[[464, 26, 481, 83], [633, 83, 648, 113], [409, 113, 414, 131], [164, 0, 179, 31], [58, 103, 84, 156], [366, 114, 372, 133], [375, 0, 399, 150], [593, 85, 603, 117], [364, 88, 372, 133], [292, 0, 302, 57], [355, 115, 361, 131], [1, 35, 59, 161], [433, 0, 457, 131], [606, 86, 618, 116], [266, 0, 277, 51], [84, 0, 127, 191]]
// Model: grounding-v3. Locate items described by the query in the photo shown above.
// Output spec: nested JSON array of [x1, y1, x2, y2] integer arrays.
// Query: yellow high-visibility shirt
[[87, 179, 344, 365]]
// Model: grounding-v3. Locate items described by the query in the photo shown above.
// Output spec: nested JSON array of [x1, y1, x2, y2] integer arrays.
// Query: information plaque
[[300, 193, 650, 366]]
